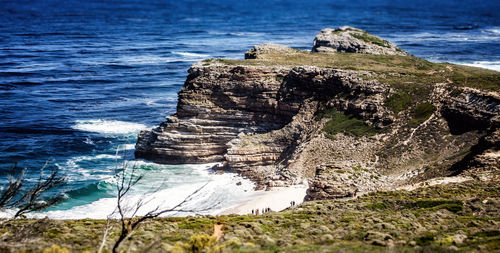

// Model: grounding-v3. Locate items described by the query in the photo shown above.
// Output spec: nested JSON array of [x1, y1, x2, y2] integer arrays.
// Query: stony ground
[[1, 179, 498, 252]]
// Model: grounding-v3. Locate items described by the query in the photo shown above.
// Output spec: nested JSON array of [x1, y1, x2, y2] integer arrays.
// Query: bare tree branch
[[98, 215, 114, 253], [0, 162, 66, 219], [109, 156, 219, 253], [0, 164, 24, 208]]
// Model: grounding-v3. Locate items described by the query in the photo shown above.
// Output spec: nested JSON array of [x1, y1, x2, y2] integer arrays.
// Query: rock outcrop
[[135, 64, 292, 164], [312, 26, 408, 56], [136, 27, 499, 199], [245, 43, 298, 59]]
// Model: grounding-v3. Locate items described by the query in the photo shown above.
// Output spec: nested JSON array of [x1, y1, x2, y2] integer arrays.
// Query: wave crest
[[71, 119, 148, 135]]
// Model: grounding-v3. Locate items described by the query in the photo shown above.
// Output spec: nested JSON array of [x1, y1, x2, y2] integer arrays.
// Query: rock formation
[[136, 27, 499, 198], [312, 26, 408, 56], [135, 64, 291, 164], [244, 43, 298, 59]]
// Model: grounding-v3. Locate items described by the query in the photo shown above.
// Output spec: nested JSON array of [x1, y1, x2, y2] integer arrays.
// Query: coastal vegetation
[[385, 91, 412, 114], [350, 31, 391, 48], [317, 108, 381, 138], [410, 102, 437, 127], [209, 51, 500, 92], [1, 180, 497, 252]]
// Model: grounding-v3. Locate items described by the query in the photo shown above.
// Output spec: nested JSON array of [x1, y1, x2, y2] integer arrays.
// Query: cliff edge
[[136, 27, 499, 198]]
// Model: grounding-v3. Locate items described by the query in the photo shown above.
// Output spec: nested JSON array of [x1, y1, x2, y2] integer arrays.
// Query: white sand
[[218, 183, 308, 215]]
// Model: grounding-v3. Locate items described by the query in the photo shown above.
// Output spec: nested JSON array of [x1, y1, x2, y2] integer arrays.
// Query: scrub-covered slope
[[1, 180, 498, 252]]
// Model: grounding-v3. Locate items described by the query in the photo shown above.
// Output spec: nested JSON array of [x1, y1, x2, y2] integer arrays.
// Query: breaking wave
[[71, 119, 148, 135]]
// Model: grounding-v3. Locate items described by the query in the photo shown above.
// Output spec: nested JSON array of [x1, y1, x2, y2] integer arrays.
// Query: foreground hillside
[[0, 179, 498, 252]]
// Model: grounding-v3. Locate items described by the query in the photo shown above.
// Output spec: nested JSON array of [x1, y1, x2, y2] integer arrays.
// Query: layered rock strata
[[135, 65, 291, 164]]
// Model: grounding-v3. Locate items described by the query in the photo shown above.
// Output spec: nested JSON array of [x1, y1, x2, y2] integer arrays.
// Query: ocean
[[0, 0, 499, 218]]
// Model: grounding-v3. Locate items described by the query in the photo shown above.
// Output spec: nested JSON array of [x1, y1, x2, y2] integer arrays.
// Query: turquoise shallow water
[[0, 0, 499, 218]]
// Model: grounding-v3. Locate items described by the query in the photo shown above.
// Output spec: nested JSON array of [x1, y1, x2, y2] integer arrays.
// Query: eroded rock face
[[136, 62, 392, 186], [441, 89, 500, 134], [135, 63, 291, 164], [312, 26, 408, 56], [305, 163, 386, 200]]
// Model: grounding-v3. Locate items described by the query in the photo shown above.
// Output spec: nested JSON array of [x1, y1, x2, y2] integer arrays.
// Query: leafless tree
[[0, 162, 66, 218], [98, 214, 113, 253], [108, 155, 217, 253]]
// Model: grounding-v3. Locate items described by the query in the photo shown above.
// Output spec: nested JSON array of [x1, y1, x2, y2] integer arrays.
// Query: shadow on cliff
[[441, 107, 494, 175]]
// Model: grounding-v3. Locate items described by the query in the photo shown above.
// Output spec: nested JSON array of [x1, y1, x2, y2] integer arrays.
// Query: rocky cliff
[[135, 64, 291, 164], [136, 27, 499, 197]]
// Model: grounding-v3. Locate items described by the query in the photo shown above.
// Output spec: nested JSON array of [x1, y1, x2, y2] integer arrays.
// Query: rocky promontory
[[312, 26, 408, 56], [136, 27, 499, 197]]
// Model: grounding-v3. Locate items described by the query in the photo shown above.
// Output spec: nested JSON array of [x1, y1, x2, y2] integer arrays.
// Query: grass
[[330, 28, 394, 49], [351, 31, 391, 48], [318, 108, 381, 138], [385, 91, 412, 114], [410, 102, 436, 126], [406, 200, 464, 214], [330, 27, 358, 35], [208, 50, 500, 92]]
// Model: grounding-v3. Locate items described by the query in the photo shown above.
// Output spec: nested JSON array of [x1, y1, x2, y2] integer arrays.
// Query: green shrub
[[351, 32, 390, 48], [42, 245, 70, 253], [189, 234, 217, 252], [365, 202, 388, 210], [173, 234, 242, 253], [321, 108, 380, 138], [416, 233, 436, 246], [406, 200, 463, 214], [385, 91, 412, 114], [410, 102, 436, 126]]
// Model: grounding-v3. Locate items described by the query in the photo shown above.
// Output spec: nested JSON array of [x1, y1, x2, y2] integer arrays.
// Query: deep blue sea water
[[0, 0, 499, 218]]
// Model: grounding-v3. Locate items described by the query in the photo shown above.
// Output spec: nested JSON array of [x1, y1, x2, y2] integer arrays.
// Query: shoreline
[[217, 183, 308, 215]]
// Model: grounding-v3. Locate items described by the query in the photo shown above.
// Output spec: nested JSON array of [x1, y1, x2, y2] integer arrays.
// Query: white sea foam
[[25, 163, 259, 219], [55, 152, 128, 182], [115, 55, 173, 65], [462, 61, 500, 72], [121, 144, 137, 150], [5, 62, 63, 72], [83, 54, 206, 66], [72, 119, 148, 135], [394, 30, 500, 44], [70, 154, 117, 162], [483, 27, 500, 35], [180, 17, 201, 22], [0, 209, 18, 219], [172, 51, 210, 58], [84, 137, 94, 145], [207, 31, 264, 37]]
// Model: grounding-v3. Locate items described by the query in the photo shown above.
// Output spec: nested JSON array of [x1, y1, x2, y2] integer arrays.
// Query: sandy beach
[[218, 183, 308, 215]]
